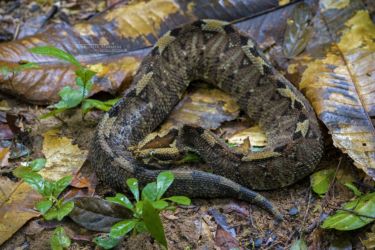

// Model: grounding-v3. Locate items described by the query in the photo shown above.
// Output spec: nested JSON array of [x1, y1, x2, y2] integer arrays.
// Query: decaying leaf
[[363, 232, 375, 249], [288, 1, 375, 180], [0, 0, 292, 104], [0, 179, 41, 245], [227, 126, 267, 149], [137, 86, 240, 151], [40, 129, 87, 180]]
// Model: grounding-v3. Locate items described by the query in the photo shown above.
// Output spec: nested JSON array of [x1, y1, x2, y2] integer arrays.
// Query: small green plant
[[13, 158, 74, 250], [311, 168, 375, 231], [95, 171, 191, 249], [28, 46, 119, 118]]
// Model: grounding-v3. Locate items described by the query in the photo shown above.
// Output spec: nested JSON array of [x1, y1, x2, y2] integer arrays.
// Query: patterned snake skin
[[90, 20, 324, 220]]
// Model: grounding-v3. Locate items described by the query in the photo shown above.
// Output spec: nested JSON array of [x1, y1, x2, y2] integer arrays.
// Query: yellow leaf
[[0, 179, 41, 245], [299, 9, 375, 179], [40, 129, 88, 181]]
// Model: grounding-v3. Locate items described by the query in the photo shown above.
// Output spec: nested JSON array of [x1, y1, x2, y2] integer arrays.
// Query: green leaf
[[15, 62, 40, 71], [39, 108, 67, 119], [156, 171, 174, 200], [75, 68, 96, 84], [36, 199, 53, 214], [53, 175, 72, 197], [29, 158, 46, 171], [141, 182, 157, 201], [106, 193, 134, 211], [143, 199, 167, 248], [13, 166, 33, 178], [41, 180, 54, 197], [310, 168, 335, 196], [104, 98, 120, 106], [50, 226, 71, 250], [94, 234, 122, 249], [344, 182, 363, 196], [134, 201, 143, 218], [56, 201, 75, 221], [44, 206, 58, 220], [82, 99, 112, 114], [152, 200, 169, 210], [29, 46, 81, 67], [165, 196, 191, 206], [110, 219, 137, 238], [127, 178, 139, 202], [290, 238, 308, 250], [75, 76, 92, 97], [321, 192, 375, 230], [135, 221, 147, 233], [179, 152, 202, 164], [82, 98, 120, 114], [53, 86, 83, 109], [17, 171, 45, 194]]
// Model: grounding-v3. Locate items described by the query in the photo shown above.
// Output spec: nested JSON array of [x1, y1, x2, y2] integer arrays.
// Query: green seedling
[[95, 171, 191, 249]]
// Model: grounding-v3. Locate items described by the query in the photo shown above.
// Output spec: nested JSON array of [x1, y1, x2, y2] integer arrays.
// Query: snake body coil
[[91, 20, 324, 220]]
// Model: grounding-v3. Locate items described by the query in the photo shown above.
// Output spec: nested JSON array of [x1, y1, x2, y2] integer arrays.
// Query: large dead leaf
[[40, 129, 88, 180], [0, 0, 297, 104], [0, 178, 41, 245], [0, 128, 87, 245], [291, 1, 375, 179]]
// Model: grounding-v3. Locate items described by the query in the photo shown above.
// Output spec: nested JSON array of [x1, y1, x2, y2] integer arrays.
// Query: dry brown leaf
[[0, 178, 41, 245], [138, 86, 240, 148], [40, 129, 88, 180], [0, 0, 291, 104], [298, 5, 375, 179], [227, 126, 267, 149], [363, 232, 375, 249]]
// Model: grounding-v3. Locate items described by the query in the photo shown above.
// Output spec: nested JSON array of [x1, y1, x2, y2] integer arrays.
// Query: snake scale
[[90, 20, 324, 220]]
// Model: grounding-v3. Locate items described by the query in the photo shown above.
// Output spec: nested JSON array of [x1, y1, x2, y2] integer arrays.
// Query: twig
[[299, 189, 312, 237], [321, 157, 342, 207]]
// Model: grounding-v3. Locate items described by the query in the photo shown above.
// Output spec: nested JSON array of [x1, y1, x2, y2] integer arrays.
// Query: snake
[[90, 20, 324, 220]]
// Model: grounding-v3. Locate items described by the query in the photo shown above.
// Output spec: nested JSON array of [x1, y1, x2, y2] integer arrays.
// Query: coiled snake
[[90, 20, 324, 220]]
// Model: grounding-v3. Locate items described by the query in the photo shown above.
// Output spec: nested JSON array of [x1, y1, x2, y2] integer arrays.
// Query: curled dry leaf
[[0, 0, 290, 104]]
